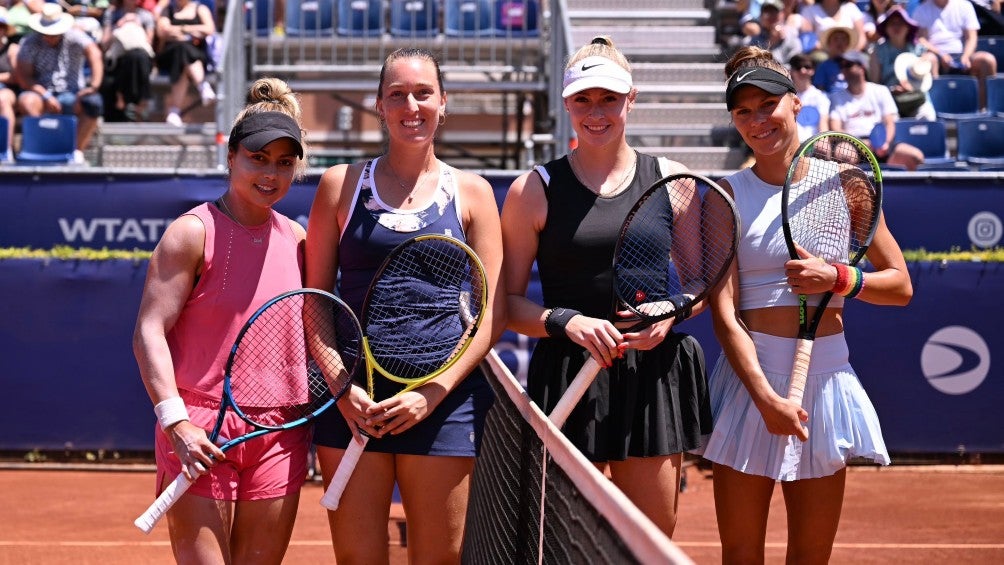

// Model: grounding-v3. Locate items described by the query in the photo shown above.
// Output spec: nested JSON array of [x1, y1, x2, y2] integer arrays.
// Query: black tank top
[[536, 152, 663, 318]]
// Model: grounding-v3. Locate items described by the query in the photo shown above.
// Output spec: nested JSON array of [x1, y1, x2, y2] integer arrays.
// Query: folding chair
[[16, 115, 77, 165], [956, 117, 1004, 167]]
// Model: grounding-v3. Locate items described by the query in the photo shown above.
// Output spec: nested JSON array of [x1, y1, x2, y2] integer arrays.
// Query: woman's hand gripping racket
[[548, 173, 739, 427], [781, 132, 883, 436], [134, 289, 363, 533], [319, 234, 488, 510]]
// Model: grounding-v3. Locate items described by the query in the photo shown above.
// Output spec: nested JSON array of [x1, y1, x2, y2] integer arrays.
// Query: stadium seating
[[337, 0, 384, 36], [16, 115, 77, 165], [494, 0, 538, 37], [927, 76, 985, 120], [287, 0, 335, 36], [244, 0, 272, 36], [893, 119, 958, 168], [445, 0, 495, 37], [390, 0, 439, 37], [976, 35, 1004, 66], [987, 76, 1004, 118], [0, 117, 8, 162], [956, 117, 1004, 167]]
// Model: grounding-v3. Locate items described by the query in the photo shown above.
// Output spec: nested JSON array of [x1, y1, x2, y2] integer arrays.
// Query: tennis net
[[462, 351, 693, 564]]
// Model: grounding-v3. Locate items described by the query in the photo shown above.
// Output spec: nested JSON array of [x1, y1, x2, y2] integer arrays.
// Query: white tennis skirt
[[697, 331, 890, 481]]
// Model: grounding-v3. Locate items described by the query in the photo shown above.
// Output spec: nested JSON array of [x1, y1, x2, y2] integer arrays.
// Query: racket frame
[[780, 131, 884, 408]]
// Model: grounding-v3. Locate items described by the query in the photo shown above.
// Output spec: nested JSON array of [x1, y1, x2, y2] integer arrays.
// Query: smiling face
[[228, 138, 299, 211], [563, 86, 635, 149], [729, 86, 801, 158], [376, 56, 447, 146]]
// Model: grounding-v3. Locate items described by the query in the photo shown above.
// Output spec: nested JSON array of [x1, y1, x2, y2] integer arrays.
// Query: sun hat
[[561, 56, 633, 98], [229, 111, 304, 158], [894, 52, 933, 93], [28, 4, 74, 36], [877, 6, 919, 42], [819, 25, 858, 50]]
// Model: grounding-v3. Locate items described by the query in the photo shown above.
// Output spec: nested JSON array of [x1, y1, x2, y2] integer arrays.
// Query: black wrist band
[[544, 307, 581, 338], [673, 304, 692, 325]]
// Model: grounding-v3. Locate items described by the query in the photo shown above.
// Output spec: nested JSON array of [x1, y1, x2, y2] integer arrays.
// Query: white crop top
[[725, 167, 844, 311]]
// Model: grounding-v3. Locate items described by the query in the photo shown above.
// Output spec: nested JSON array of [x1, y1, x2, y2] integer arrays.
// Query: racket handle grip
[[133, 471, 194, 534], [787, 338, 814, 413], [319, 435, 368, 511], [549, 357, 602, 428]]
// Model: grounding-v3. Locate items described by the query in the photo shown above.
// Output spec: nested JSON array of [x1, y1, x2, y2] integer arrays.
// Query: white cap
[[561, 56, 633, 98]]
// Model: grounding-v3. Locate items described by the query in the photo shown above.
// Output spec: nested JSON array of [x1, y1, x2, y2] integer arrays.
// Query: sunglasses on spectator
[[839, 61, 860, 69], [791, 64, 814, 71]]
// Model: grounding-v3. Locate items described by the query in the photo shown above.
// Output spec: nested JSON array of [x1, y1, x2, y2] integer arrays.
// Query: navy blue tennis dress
[[312, 158, 493, 456], [529, 153, 713, 461]]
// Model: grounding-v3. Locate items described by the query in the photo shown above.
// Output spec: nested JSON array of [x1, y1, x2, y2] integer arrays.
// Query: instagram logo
[[967, 211, 1002, 248]]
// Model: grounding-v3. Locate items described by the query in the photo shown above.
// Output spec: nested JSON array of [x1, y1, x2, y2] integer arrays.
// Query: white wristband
[[154, 397, 190, 430]]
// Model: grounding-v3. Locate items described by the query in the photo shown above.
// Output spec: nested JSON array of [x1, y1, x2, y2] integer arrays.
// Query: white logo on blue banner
[[967, 211, 1002, 248], [920, 326, 990, 395]]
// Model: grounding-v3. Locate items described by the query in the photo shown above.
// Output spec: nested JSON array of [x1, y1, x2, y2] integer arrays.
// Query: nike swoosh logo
[[737, 70, 756, 82], [582, 63, 603, 71]]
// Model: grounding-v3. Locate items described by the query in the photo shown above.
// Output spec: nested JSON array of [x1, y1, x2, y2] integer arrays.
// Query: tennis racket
[[781, 131, 883, 419], [548, 173, 739, 427], [134, 289, 363, 533], [319, 234, 489, 511]]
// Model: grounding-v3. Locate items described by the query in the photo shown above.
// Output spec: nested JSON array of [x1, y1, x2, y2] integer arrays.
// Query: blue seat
[[494, 0, 538, 37], [927, 76, 985, 120], [893, 119, 957, 167], [390, 0, 439, 37], [976, 35, 1004, 66], [244, 0, 271, 36], [337, 0, 384, 36], [16, 115, 77, 165], [956, 117, 1004, 166], [987, 76, 1004, 118], [0, 116, 8, 162], [287, 0, 335, 36], [445, 0, 495, 37]]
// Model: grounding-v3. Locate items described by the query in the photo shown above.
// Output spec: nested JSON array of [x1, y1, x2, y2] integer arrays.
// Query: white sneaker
[[199, 82, 216, 106], [166, 112, 183, 127], [72, 150, 87, 166]]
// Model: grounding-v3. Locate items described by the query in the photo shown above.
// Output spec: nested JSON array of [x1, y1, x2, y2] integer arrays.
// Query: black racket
[[781, 132, 883, 425], [319, 234, 488, 510], [134, 289, 363, 533], [548, 173, 739, 427]]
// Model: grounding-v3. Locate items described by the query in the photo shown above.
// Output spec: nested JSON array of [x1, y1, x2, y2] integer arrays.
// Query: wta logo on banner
[[920, 326, 990, 395]]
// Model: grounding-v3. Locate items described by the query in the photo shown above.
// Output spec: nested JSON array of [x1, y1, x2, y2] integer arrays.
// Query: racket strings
[[365, 237, 486, 381], [614, 177, 738, 319], [229, 293, 362, 427], [788, 139, 880, 264]]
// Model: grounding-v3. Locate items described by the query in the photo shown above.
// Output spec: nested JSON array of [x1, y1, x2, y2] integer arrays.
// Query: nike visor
[[725, 66, 796, 111], [562, 56, 633, 98]]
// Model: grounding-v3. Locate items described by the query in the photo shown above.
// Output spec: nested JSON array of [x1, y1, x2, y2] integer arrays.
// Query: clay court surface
[[1, 464, 1002, 564]]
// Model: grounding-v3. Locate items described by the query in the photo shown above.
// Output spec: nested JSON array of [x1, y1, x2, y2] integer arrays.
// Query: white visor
[[561, 56, 633, 98]]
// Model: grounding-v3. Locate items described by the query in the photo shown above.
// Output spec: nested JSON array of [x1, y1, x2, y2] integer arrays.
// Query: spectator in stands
[[64, 0, 108, 41], [744, 0, 804, 64], [870, 5, 936, 119], [704, 44, 912, 564], [133, 77, 309, 564], [500, 36, 711, 539], [789, 53, 830, 141], [862, 0, 896, 43], [101, 0, 155, 122], [155, 0, 215, 126], [307, 47, 503, 565], [3, 0, 42, 42], [0, 7, 18, 159], [830, 50, 925, 169], [800, 0, 868, 51], [15, 3, 103, 164], [914, 0, 998, 109], [813, 25, 857, 92]]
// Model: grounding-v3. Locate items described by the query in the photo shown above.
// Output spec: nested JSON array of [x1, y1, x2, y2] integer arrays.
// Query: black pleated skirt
[[527, 331, 712, 461]]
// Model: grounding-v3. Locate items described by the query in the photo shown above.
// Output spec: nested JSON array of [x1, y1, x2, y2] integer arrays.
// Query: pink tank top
[[167, 203, 304, 399]]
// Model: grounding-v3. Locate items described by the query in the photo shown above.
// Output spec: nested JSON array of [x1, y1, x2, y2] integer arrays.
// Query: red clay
[[1, 465, 1002, 564]]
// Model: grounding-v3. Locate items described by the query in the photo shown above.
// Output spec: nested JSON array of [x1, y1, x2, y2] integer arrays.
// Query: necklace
[[384, 159, 435, 204], [569, 151, 637, 197], [216, 197, 267, 245]]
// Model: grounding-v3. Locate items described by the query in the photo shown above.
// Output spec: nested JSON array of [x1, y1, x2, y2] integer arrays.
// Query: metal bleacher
[[89, 0, 747, 172]]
